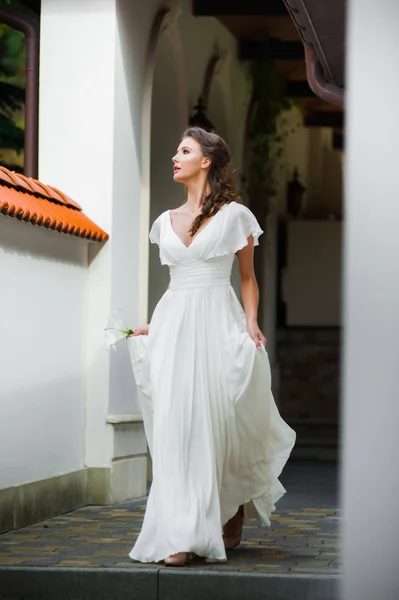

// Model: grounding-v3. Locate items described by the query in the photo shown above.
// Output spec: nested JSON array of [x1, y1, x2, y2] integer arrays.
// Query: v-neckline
[[168, 205, 226, 249]]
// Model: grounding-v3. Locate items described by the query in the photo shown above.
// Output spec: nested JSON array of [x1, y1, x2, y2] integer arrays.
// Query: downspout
[[0, 6, 39, 178], [304, 43, 345, 109]]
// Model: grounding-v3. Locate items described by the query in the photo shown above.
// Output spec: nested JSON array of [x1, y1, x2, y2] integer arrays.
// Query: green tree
[[0, 0, 38, 172]]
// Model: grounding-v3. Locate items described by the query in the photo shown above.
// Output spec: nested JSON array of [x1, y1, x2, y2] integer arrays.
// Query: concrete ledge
[[159, 570, 340, 600], [0, 567, 158, 600], [87, 467, 111, 505], [1, 460, 148, 533], [106, 413, 143, 424], [14, 472, 60, 529], [0, 487, 14, 533], [0, 469, 88, 533], [0, 567, 340, 600], [110, 456, 147, 503]]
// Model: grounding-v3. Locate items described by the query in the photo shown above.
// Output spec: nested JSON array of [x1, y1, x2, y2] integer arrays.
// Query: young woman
[[128, 126, 295, 566]]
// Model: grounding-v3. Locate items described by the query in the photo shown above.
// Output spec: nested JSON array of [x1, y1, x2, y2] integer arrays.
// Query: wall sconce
[[188, 95, 215, 132], [287, 168, 306, 218]]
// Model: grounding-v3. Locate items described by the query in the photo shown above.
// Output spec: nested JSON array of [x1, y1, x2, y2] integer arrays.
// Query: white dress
[[128, 201, 295, 563]]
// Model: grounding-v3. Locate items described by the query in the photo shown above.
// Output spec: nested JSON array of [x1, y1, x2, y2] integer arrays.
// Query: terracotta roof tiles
[[0, 166, 108, 242]]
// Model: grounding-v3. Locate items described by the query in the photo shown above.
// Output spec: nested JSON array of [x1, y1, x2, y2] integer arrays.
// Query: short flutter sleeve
[[148, 211, 175, 265], [205, 202, 263, 259], [149, 214, 162, 246], [230, 203, 263, 250]]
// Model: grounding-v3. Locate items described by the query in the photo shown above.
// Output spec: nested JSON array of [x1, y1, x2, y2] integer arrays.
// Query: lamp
[[188, 95, 215, 132]]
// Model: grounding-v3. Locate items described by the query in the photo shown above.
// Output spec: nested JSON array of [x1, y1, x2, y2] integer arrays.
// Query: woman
[[128, 126, 295, 566]]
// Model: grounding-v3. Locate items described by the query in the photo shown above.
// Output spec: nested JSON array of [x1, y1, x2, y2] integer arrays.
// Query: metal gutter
[[304, 44, 345, 108]]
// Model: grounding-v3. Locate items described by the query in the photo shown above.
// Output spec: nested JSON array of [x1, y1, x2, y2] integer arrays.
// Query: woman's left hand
[[247, 320, 267, 351]]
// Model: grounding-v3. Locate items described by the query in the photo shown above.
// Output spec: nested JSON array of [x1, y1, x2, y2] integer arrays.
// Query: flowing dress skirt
[[128, 282, 296, 563]]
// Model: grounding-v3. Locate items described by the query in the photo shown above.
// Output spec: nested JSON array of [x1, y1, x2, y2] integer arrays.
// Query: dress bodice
[[149, 202, 263, 282], [169, 255, 234, 289]]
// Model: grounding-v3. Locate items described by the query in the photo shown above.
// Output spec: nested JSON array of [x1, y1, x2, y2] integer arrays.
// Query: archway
[[207, 79, 229, 144], [147, 24, 187, 317]]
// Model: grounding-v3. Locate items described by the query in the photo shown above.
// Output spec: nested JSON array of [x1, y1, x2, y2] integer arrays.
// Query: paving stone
[[0, 462, 339, 596]]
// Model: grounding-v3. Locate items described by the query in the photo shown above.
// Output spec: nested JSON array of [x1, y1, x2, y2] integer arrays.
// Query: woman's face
[[172, 137, 211, 183]]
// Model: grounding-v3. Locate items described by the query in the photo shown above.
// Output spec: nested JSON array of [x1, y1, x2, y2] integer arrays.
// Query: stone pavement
[[0, 462, 340, 600]]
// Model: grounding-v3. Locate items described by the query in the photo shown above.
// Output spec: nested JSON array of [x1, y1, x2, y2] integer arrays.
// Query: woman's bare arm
[[236, 236, 267, 350]]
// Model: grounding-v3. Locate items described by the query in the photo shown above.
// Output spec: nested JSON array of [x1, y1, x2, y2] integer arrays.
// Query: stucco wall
[[39, 0, 166, 472], [0, 218, 87, 488], [108, 0, 166, 416]]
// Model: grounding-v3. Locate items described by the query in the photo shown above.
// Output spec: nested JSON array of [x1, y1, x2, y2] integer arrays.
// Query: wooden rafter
[[239, 39, 304, 61], [305, 111, 344, 128], [285, 80, 314, 98], [192, 0, 288, 17]]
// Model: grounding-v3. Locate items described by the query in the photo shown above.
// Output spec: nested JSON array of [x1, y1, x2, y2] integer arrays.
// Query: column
[[39, 0, 162, 503], [342, 0, 399, 597]]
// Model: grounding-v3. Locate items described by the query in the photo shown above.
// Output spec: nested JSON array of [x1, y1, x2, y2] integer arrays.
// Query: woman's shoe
[[164, 552, 189, 566], [223, 505, 244, 550]]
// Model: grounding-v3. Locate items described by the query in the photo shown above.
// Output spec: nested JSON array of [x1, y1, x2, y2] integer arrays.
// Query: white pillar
[[342, 0, 399, 598], [39, 0, 117, 473], [39, 0, 163, 502]]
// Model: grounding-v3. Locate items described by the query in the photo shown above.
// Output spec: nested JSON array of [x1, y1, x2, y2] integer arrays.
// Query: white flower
[[105, 309, 134, 351]]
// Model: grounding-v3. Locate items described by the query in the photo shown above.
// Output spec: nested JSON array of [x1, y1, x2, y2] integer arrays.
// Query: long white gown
[[128, 201, 296, 563]]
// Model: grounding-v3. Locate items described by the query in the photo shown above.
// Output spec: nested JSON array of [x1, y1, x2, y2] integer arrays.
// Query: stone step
[[287, 419, 339, 443], [291, 442, 339, 461], [0, 566, 340, 600], [0, 464, 339, 600]]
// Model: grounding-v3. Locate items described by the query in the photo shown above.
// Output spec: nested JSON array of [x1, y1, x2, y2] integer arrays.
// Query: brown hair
[[181, 127, 240, 236]]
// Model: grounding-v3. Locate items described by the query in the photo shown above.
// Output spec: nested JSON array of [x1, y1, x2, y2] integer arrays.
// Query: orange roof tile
[[0, 166, 108, 242]]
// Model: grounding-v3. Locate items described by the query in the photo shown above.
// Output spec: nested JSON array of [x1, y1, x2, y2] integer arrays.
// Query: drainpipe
[[304, 43, 345, 109], [0, 7, 39, 178]]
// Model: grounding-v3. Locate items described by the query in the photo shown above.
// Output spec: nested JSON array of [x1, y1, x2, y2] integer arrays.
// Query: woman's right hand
[[128, 325, 149, 337]]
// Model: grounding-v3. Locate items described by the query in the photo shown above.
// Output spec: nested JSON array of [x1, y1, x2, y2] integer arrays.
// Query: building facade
[[0, 0, 344, 531]]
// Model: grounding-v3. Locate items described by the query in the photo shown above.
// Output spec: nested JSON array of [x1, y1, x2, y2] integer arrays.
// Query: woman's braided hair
[[182, 127, 240, 237]]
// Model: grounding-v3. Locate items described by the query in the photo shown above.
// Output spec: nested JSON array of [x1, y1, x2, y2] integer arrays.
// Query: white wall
[[0, 218, 87, 488], [342, 0, 399, 596], [109, 0, 165, 415], [39, 0, 117, 467], [148, 26, 187, 315], [282, 221, 342, 326], [39, 0, 165, 470]]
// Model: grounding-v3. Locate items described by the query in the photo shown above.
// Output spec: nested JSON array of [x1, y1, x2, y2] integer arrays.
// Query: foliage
[[0, 1, 40, 170], [0, 16, 26, 169], [243, 52, 296, 220]]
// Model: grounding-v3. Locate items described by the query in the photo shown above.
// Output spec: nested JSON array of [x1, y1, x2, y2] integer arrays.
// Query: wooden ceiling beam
[[285, 80, 315, 98], [305, 111, 344, 128], [192, 0, 288, 17], [239, 39, 304, 61], [219, 15, 300, 41]]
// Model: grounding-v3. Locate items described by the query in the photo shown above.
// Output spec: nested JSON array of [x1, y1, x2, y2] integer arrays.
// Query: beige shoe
[[223, 505, 244, 550], [164, 552, 189, 566]]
